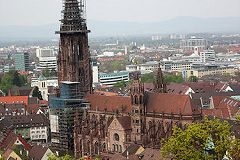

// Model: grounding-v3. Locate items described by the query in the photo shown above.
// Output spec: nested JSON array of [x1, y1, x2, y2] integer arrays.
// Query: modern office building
[[92, 61, 99, 85], [36, 48, 57, 71], [14, 52, 30, 71], [99, 71, 129, 87], [36, 48, 55, 58], [200, 49, 216, 63]]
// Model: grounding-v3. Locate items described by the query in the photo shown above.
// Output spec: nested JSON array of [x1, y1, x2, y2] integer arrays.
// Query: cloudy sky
[[0, 0, 240, 25]]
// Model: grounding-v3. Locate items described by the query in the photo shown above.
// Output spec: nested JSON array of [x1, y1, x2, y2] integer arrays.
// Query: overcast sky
[[0, 0, 240, 25]]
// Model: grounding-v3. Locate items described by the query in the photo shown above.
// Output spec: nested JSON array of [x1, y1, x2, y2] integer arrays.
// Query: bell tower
[[56, 0, 92, 94], [130, 73, 145, 142], [154, 64, 167, 93]]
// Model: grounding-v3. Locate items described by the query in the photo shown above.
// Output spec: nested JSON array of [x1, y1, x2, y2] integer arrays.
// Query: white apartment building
[[92, 62, 99, 84], [180, 37, 207, 51], [36, 48, 57, 71], [36, 48, 55, 58], [30, 126, 48, 143], [186, 67, 235, 78], [200, 49, 216, 63], [126, 61, 161, 72], [99, 71, 129, 87]]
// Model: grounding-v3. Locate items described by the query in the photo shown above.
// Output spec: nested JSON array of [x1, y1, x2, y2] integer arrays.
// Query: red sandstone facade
[[74, 76, 202, 158], [56, 0, 92, 94]]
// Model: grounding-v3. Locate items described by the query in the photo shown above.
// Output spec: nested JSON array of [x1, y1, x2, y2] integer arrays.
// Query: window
[[113, 133, 119, 141]]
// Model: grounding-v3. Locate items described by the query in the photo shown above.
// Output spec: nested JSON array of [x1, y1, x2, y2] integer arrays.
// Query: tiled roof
[[203, 96, 240, 119], [145, 92, 200, 115], [140, 148, 162, 160], [0, 130, 31, 151], [167, 83, 191, 95], [8, 86, 33, 96], [117, 116, 132, 130], [1, 114, 49, 128], [122, 144, 142, 157], [0, 96, 29, 106], [184, 82, 215, 93], [27, 104, 40, 114], [94, 91, 119, 96], [0, 103, 26, 116], [29, 144, 49, 160], [86, 94, 132, 113]]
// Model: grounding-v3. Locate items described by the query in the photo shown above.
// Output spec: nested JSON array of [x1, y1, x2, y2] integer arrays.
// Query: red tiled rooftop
[[146, 92, 199, 115], [86, 94, 132, 113], [0, 96, 28, 106]]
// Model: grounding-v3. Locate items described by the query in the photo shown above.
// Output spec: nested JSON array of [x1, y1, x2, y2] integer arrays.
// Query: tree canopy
[[0, 70, 27, 94], [164, 74, 184, 83], [140, 72, 184, 84], [161, 118, 239, 160], [32, 86, 43, 100]]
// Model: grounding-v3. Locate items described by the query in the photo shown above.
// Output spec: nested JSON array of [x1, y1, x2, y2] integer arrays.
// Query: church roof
[[117, 116, 132, 130], [87, 92, 200, 116], [145, 92, 200, 115], [86, 94, 132, 113]]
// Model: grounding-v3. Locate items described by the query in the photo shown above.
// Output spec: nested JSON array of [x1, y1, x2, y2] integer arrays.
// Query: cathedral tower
[[56, 0, 92, 94], [130, 73, 145, 142]]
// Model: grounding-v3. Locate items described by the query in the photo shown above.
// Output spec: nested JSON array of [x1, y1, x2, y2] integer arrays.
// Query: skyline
[[0, 0, 239, 25]]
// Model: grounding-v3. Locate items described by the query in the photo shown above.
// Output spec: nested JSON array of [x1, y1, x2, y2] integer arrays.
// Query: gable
[[108, 118, 125, 131]]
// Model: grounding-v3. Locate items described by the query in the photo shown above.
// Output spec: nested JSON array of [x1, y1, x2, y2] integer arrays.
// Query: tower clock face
[[114, 133, 120, 141]]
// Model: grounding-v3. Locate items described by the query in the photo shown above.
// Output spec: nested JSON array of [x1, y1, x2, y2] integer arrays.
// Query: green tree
[[113, 80, 127, 88], [48, 154, 74, 160], [0, 73, 13, 94], [161, 123, 212, 160], [32, 86, 43, 100], [42, 68, 51, 78], [161, 118, 232, 160], [228, 138, 240, 160], [188, 76, 198, 82], [140, 72, 155, 83], [165, 74, 184, 83], [12, 71, 26, 87]]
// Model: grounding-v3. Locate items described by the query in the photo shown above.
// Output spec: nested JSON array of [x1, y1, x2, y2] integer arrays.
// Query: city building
[[92, 61, 99, 86], [36, 48, 57, 71], [99, 71, 129, 87], [186, 66, 235, 78], [126, 61, 161, 73], [200, 49, 216, 63], [36, 48, 55, 59], [180, 37, 207, 51], [0, 114, 49, 143], [14, 52, 30, 71]]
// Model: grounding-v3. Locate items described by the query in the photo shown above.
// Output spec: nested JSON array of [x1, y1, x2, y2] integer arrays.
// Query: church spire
[[56, 0, 89, 34], [154, 63, 167, 93], [56, 0, 92, 94]]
